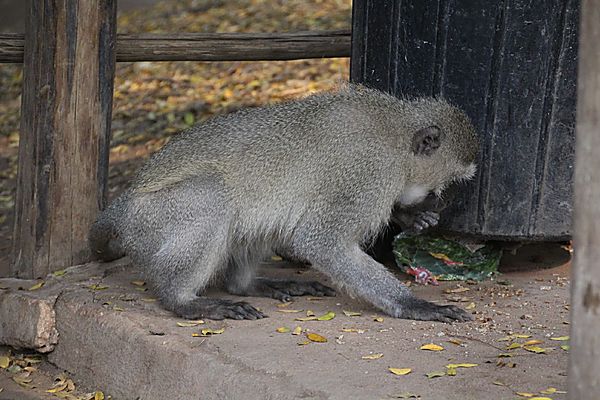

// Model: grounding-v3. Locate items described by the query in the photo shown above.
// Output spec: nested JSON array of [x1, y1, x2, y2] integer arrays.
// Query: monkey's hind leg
[[132, 209, 265, 321], [224, 255, 335, 302]]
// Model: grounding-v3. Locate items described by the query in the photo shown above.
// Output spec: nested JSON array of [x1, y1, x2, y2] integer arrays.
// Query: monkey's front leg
[[306, 244, 472, 323]]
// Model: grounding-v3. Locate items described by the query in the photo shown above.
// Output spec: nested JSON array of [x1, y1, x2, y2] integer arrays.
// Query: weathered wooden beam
[[11, 0, 116, 278], [568, 0, 600, 398], [0, 30, 350, 63]]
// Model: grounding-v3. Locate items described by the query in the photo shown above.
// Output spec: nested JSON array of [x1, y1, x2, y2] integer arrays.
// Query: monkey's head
[[400, 99, 480, 205]]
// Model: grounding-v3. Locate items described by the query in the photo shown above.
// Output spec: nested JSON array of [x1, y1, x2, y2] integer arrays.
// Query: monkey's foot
[[412, 211, 440, 232], [175, 297, 266, 320], [252, 278, 336, 302], [394, 298, 472, 323]]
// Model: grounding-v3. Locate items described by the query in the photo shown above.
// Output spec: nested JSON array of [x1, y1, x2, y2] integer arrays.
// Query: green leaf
[[184, 112, 195, 126], [393, 235, 501, 281]]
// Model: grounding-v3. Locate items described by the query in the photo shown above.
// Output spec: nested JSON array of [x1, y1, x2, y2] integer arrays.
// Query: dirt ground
[[0, 244, 572, 399]]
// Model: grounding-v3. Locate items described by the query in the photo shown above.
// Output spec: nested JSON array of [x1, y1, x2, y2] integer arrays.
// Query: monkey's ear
[[411, 126, 444, 156]]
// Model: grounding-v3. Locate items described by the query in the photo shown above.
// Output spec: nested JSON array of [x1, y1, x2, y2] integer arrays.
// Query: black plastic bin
[[351, 0, 579, 240]]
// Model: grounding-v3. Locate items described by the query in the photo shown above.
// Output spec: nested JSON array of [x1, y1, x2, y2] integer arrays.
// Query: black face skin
[[368, 182, 460, 264]]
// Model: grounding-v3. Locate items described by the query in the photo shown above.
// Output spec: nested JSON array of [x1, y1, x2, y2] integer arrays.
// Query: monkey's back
[[131, 88, 404, 211]]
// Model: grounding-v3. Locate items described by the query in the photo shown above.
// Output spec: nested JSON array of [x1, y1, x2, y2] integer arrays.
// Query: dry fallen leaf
[[271, 255, 283, 261], [295, 316, 318, 321], [550, 336, 569, 341], [28, 281, 44, 291], [447, 338, 464, 346], [446, 367, 457, 376], [306, 333, 327, 343], [420, 343, 444, 351], [276, 327, 291, 333], [141, 297, 157, 302], [52, 269, 67, 277], [306, 310, 316, 317], [297, 340, 311, 346], [343, 310, 361, 317], [523, 346, 546, 354], [515, 392, 535, 398], [87, 284, 109, 291], [276, 302, 293, 308], [506, 343, 522, 350], [446, 363, 477, 369], [12, 376, 33, 387], [176, 320, 204, 327], [389, 368, 411, 376], [341, 328, 365, 334], [24, 356, 42, 364], [47, 382, 68, 393], [539, 387, 566, 394], [522, 340, 543, 346], [193, 328, 225, 337], [465, 302, 476, 310], [317, 311, 335, 321], [0, 356, 9, 369], [560, 345, 570, 351], [426, 371, 446, 378], [292, 326, 302, 335], [95, 391, 105, 400], [278, 309, 304, 313], [131, 280, 145, 286], [361, 353, 383, 360], [373, 316, 384, 322]]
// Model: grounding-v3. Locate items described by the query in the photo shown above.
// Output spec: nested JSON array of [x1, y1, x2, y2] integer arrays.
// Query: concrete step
[[1, 258, 570, 399]]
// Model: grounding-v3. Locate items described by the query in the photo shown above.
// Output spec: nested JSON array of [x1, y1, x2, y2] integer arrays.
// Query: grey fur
[[89, 84, 479, 322]]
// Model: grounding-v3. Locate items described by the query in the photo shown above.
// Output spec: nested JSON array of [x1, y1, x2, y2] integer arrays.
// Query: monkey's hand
[[307, 245, 472, 323], [391, 209, 440, 234], [396, 297, 473, 323]]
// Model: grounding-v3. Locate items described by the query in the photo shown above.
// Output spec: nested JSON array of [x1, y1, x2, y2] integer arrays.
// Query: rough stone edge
[[49, 290, 327, 400], [0, 287, 59, 353]]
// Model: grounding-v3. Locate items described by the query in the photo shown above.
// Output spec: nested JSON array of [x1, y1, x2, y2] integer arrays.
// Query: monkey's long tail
[[88, 201, 126, 262]]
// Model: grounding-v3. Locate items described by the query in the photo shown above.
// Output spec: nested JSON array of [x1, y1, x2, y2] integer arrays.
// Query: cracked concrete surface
[[0, 246, 571, 399]]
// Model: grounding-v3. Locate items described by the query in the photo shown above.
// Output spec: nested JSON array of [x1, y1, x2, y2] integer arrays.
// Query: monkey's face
[[407, 110, 479, 200], [432, 162, 477, 198]]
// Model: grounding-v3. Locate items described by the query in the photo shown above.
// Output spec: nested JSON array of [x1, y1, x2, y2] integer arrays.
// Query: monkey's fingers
[[179, 298, 266, 320], [421, 211, 440, 225], [259, 278, 336, 298], [400, 298, 472, 323], [413, 211, 440, 231]]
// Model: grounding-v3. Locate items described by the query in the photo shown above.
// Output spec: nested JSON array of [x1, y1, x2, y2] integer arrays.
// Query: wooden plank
[[11, 0, 116, 278], [0, 30, 351, 63], [530, 0, 579, 237], [350, 0, 398, 89], [351, 0, 578, 240], [569, 0, 600, 397]]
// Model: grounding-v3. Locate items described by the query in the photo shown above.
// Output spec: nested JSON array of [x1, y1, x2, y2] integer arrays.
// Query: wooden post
[[10, 0, 116, 278], [569, 0, 600, 397]]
